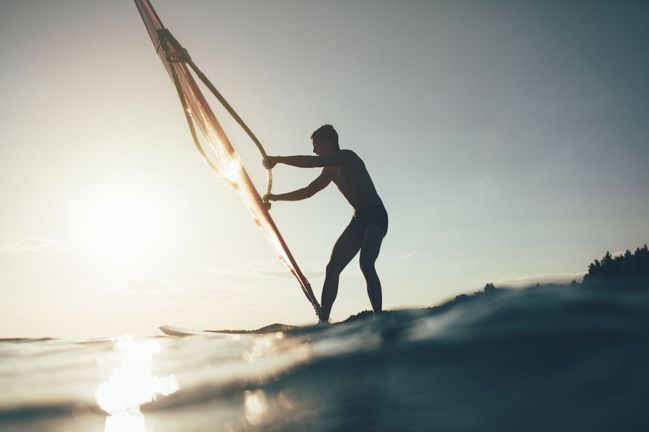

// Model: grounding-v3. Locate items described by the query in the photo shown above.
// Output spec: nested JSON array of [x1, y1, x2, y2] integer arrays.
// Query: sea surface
[[2, 283, 649, 432]]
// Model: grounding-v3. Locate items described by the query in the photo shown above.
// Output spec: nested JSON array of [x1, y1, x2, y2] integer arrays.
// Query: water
[[2, 283, 649, 432]]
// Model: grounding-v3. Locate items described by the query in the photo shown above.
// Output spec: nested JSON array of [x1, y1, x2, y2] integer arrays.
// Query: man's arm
[[268, 169, 332, 202], [266, 153, 344, 169]]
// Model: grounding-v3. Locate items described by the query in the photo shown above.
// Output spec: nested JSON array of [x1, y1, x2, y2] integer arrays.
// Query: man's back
[[325, 149, 382, 212]]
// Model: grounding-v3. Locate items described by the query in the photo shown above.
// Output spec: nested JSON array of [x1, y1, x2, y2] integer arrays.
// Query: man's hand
[[263, 156, 277, 169], [262, 193, 275, 210]]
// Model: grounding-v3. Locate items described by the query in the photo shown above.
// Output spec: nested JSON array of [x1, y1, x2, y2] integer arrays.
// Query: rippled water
[[2, 283, 649, 432]]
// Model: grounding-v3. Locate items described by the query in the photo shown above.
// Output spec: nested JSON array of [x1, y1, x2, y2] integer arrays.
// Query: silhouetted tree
[[583, 244, 649, 287]]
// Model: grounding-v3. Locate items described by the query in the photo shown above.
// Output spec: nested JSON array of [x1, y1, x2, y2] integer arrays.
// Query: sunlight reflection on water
[[243, 389, 269, 425], [95, 337, 179, 432]]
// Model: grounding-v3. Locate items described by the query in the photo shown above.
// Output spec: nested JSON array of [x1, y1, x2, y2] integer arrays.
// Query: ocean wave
[[2, 283, 649, 431]]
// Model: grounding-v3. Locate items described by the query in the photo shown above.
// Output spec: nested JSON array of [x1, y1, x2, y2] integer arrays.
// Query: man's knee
[[326, 261, 343, 277]]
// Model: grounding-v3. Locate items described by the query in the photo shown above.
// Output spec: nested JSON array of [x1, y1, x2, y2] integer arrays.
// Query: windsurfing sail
[[133, 0, 321, 317]]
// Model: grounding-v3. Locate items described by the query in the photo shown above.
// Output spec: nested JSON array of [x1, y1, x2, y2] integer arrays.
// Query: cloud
[[206, 266, 239, 276], [0, 237, 69, 256], [209, 261, 358, 282], [84, 274, 241, 301], [247, 261, 325, 280], [253, 268, 325, 279], [493, 272, 585, 287]]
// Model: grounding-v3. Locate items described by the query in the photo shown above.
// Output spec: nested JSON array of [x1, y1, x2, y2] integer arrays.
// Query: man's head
[[311, 124, 339, 155]]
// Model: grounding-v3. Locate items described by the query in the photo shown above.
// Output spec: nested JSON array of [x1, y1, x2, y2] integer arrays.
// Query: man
[[263, 124, 388, 322]]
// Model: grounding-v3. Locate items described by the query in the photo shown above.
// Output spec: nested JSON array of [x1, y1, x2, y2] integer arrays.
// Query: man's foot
[[315, 305, 329, 323]]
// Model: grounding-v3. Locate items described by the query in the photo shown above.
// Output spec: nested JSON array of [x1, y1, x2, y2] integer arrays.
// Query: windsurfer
[[263, 125, 387, 322]]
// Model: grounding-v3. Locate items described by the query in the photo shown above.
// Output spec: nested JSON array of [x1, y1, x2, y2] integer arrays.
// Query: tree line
[[583, 244, 649, 285]]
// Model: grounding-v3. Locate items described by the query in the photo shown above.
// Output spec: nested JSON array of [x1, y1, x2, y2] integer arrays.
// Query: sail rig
[[133, 0, 320, 317]]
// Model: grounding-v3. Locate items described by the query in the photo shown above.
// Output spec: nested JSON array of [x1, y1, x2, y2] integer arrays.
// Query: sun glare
[[72, 189, 161, 262], [96, 337, 179, 432], [90, 197, 155, 257], [221, 158, 243, 186]]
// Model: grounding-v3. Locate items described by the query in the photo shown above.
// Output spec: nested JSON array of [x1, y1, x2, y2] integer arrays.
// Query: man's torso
[[324, 149, 383, 213]]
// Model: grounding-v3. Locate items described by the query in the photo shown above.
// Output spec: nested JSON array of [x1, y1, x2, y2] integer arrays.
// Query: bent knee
[[359, 256, 376, 274], [326, 261, 344, 276]]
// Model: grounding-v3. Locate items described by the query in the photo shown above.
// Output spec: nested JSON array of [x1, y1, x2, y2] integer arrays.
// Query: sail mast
[[133, 0, 321, 317]]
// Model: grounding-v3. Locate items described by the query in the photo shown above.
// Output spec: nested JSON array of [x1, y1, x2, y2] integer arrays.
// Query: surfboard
[[159, 323, 298, 337]]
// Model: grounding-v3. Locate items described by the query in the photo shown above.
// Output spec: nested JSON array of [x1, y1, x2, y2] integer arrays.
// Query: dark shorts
[[349, 204, 388, 237]]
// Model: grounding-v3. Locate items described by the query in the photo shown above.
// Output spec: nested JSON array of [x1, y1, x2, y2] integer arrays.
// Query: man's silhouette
[[264, 124, 388, 322]]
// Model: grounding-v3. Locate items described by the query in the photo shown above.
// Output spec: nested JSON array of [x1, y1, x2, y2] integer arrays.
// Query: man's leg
[[359, 225, 386, 313], [320, 225, 362, 321]]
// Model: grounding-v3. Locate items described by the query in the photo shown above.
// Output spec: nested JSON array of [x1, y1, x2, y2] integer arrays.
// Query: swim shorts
[[349, 204, 388, 237]]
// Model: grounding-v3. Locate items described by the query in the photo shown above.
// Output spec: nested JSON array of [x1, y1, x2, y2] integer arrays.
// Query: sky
[[1, 0, 648, 338]]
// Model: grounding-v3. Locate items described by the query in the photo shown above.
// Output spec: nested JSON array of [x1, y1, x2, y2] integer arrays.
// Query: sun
[[70, 184, 162, 262], [87, 196, 157, 259]]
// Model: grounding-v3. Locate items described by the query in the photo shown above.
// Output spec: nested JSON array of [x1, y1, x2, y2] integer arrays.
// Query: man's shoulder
[[338, 149, 361, 161]]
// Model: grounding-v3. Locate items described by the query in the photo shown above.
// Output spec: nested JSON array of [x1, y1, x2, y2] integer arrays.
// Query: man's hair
[[311, 124, 339, 149]]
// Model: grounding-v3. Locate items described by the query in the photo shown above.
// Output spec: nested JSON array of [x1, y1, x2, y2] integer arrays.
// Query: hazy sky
[[1, 1, 647, 338]]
